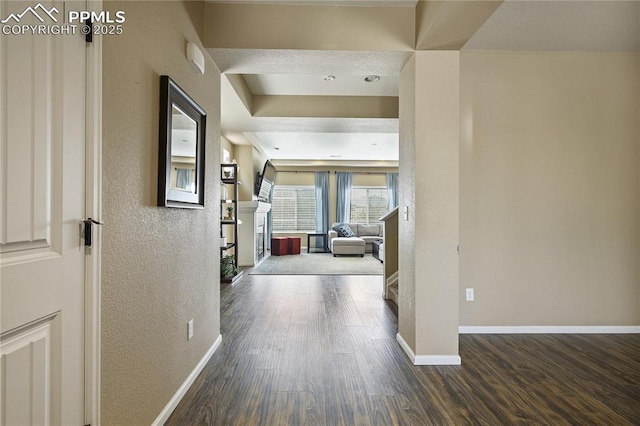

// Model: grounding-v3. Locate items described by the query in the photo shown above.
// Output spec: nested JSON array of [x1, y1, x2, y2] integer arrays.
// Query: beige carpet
[[248, 252, 383, 275]]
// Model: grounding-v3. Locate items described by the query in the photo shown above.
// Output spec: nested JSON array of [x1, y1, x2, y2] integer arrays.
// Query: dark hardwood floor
[[166, 275, 640, 425]]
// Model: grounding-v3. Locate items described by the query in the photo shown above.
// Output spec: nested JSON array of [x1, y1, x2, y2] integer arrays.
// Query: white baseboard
[[413, 354, 462, 365], [459, 326, 640, 334], [396, 332, 415, 360], [152, 334, 222, 426], [396, 333, 461, 366]]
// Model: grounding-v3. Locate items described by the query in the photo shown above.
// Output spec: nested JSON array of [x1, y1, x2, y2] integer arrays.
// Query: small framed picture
[[222, 166, 234, 179]]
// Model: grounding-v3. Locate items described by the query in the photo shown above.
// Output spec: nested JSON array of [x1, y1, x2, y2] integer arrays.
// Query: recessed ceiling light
[[323, 75, 335, 81], [364, 75, 380, 83]]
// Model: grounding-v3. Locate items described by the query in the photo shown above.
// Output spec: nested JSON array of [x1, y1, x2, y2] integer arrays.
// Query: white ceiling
[[217, 49, 407, 166], [253, 131, 399, 161], [220, 74, 399, 134], [218, 0, 640, 166], [221, 72, 399, 165], [171, 110, 197, 157], [210, 49, 413, 76], [239, 73, 399, 163]]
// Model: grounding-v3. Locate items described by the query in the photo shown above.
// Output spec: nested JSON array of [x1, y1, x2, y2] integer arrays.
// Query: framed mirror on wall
[[158, 75, 206, 208]]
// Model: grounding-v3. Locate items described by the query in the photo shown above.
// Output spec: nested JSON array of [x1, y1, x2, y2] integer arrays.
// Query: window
[[350, 186, 388, 223], [272, 186, 316, 232]]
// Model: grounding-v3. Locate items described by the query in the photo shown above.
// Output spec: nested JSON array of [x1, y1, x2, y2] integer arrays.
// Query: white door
[[0, 1, 87, 424]]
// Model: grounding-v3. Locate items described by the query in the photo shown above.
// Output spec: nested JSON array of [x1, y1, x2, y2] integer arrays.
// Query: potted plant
[[220, 254, 237, 278], [226, 206, 234, 219]]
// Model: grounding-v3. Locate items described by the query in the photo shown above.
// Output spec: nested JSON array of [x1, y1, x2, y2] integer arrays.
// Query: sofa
[[328, 223, 383, 256]]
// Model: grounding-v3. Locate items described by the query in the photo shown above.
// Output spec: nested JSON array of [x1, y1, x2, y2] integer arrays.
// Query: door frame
[[84, 1, 103, 423]]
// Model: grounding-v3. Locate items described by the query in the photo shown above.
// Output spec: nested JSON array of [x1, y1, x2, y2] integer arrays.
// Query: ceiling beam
[[272, 159, 399, 168], [209, 49, 413, 76], [225, 74, 253, 113], [204, 2, 415, 51], [253, 95, 398, 119], [415, 0, 503, 50]]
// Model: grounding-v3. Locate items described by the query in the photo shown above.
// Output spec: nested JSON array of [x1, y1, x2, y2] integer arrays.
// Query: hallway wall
[[102, 1, 222, 424], [459, 51, 640, 326]]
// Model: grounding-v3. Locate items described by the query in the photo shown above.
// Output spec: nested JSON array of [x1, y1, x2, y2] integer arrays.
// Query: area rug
[[248, 252, 383, 275]]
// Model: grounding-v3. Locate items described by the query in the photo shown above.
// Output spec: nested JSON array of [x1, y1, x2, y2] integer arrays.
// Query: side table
[[307, 232, 328, 253], [372, 239, 383, 263]]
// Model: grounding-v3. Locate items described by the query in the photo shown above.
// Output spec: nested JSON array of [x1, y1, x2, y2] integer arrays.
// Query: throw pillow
[[336, 224, 356, 238], [358, 224, 380, 236]]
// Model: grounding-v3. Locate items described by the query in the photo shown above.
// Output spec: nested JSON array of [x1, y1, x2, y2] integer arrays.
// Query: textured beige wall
[[221, 136, 235, 163], [102, 1, 221, 424], [415, 0, 503, 50], [398, 55, 417, 350], [204, 3, 414, 51], [398, 52, 460, 358], [460, 51, 640, 326], [235, 145, 267, 201], [352, 173, 387, 188], [275, 171, 315, 187], [252, 95, 399, 119], [252, 147, 269, 195], [413, 52, 460, 356], [236, 145, 254, 200]]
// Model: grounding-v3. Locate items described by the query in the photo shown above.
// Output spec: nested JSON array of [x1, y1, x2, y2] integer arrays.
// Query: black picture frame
[[158, 75, 206, 208]]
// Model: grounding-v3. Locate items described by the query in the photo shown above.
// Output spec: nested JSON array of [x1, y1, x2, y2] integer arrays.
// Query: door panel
[[0, 1, 87, 424], [0, 321, 52, 425], [0, 256, 62, 332], [1, 3, 53, 245]]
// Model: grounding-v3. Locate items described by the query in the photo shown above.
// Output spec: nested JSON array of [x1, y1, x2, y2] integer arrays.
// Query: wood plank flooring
[[166, 275, 640, 425]]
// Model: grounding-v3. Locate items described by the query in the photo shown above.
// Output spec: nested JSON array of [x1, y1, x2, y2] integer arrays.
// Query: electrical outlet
[[465, 288, 474, 302], [187, 319, 194, 340]]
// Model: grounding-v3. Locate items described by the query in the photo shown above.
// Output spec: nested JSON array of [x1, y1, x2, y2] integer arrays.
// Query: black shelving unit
[[220, 163, 242, 284]]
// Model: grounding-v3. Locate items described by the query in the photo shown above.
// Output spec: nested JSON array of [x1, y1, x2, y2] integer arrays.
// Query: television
[[255, 160, 277, 202]]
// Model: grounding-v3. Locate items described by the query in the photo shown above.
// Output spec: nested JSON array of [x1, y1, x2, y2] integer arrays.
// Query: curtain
[[386, 172, 399, 211], [315, 172, 330, 248], [176, 168, 192, 190], [336, 172, 352, 223]]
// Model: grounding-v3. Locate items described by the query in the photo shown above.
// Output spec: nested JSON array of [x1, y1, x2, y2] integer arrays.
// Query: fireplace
[[256, 221, 265, 261], [237, 201, 271, 267]]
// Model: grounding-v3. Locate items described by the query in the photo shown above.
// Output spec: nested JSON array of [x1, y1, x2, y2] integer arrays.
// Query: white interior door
[[0, 1, 87, 424]]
